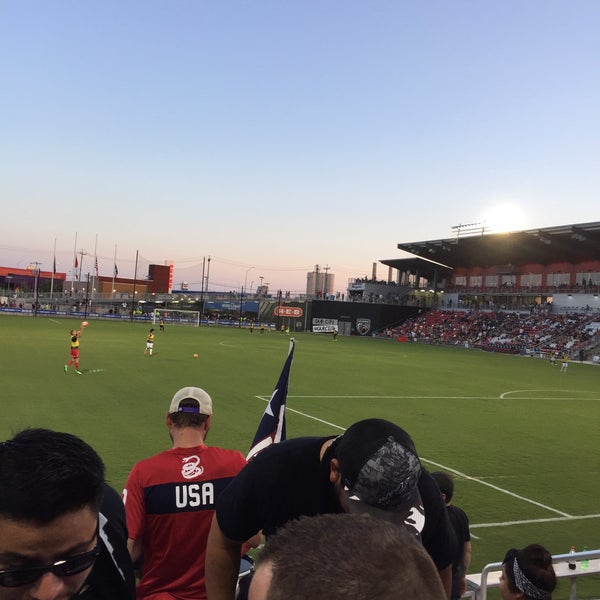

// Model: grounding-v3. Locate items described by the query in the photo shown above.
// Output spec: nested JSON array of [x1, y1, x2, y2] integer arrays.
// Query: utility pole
[[205, 256, 211, 296], [31, 262, 42, 317], [200, 257, 206, 326], [323, 265, 330, 299], [84, 273, 90, 319], [277, 290, 282, 331], [130, 250, 139, 322]]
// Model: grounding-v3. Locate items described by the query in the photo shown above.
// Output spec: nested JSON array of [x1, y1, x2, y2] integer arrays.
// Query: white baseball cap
[[168, 387, 213, 415]]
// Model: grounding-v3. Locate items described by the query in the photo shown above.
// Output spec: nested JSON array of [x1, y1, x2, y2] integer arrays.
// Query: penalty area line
[[423, 458, 572, 518], [500, 389, 600, 400], [255, 396, 346, 432], [471, 513, 600, 529]]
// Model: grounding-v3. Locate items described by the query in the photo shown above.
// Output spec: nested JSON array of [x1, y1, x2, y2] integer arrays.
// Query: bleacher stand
[[390, 309, 600, 359]]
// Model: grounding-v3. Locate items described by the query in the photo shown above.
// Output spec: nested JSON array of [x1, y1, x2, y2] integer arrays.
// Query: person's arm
[[127, 537, 144, 566], [205, 514, 244, 600], [459, 540, 472, 595], [437, 563, 453, 600], [241, 531, 263, 555]]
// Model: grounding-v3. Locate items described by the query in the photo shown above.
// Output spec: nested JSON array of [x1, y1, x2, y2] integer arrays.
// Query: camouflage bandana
[[350, 436, 421, 510], [513, 557, 551, 600]]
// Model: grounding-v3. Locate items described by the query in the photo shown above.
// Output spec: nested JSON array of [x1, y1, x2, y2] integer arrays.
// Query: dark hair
[[503, 544, 556, 599], [256, 514, 445, 599], [0, 428, 105, 524], [431, 471, 454, 503], [170, 399, 210, 428]]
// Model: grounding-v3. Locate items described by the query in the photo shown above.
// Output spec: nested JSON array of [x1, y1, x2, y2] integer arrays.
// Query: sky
[[2, 1, 599, 295]]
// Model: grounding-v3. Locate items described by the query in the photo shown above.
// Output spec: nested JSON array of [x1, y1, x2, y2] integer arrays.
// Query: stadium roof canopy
[[383, 221, 600, 271], [380, 255, 453, 282]]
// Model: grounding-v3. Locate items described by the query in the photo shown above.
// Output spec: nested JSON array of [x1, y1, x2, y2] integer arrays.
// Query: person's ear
[[329, 457, 342, 485]]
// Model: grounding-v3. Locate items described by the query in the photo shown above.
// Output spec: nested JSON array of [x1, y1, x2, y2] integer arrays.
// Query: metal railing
[[465, 548, 600, 600]]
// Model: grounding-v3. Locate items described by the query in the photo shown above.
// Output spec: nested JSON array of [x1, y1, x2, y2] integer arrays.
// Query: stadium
[[1, 221, 599, 599], [2, 221, 600, 360]]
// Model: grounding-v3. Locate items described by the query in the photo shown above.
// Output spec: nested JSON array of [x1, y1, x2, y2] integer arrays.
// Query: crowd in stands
[[1, 415, 562, 600], [387, 308, 600, 357]]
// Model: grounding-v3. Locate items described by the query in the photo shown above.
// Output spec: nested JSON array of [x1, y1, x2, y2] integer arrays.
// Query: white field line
[[279, 394, 600, 401], [469, 513, 600, 529], [499, 389, 599, 399], [422, 458, 572, 518], [255, 393, 600, 528]]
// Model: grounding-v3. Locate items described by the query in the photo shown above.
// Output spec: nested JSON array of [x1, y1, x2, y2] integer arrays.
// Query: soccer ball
[[193, 353, 199, 358]]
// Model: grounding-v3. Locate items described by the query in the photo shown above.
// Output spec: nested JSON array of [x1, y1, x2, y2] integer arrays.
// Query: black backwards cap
[[334, 418, 425, 537]]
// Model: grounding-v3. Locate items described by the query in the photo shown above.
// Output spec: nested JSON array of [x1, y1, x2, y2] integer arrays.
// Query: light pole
[[240, 266, 255, 327], [244, 266, 255, 292]]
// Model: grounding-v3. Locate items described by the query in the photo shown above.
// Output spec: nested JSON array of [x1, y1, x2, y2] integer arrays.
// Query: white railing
[[465, 549, 600, 600]]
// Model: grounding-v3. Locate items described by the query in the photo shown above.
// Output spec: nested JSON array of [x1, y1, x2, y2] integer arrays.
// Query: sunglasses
[[0, 542, 100, 588]]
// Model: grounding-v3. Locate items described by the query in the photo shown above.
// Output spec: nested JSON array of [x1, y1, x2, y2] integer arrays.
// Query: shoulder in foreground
[[251, 436, 331, 462]]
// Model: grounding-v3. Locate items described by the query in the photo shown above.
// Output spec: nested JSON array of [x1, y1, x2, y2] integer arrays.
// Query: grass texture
[[1, 314, 598, 598]]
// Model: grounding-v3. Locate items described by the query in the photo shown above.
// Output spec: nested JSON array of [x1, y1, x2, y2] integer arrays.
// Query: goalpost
[[153, 308, 200, 327]]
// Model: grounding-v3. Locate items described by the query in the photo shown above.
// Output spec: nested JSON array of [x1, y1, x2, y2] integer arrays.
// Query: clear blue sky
[[2, 1, 599, 294]]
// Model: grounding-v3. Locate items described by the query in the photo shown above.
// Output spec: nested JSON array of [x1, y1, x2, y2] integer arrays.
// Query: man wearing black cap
[[206, 418, 457, 600]]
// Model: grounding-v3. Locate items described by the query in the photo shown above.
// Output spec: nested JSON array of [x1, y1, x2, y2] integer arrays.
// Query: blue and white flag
[[247, 338, 295, 460]]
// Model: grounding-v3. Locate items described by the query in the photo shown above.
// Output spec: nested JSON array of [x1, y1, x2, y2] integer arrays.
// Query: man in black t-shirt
[[432, 471, 472, 600], [206, 419, 457, 600]]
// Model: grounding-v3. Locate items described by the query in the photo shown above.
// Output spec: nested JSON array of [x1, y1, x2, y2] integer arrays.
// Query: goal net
[[153, 309, 200, 327]]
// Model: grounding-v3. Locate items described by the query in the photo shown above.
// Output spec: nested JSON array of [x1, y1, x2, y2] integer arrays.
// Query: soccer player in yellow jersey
[[65, 324, 84, 374], [144, 328, 155, 356]]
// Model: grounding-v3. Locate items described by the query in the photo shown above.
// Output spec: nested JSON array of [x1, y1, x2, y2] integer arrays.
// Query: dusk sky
[[2, 1, 599, 294]]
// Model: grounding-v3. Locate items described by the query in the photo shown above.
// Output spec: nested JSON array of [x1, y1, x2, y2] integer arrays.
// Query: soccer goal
[[153, 309, 200, 327]]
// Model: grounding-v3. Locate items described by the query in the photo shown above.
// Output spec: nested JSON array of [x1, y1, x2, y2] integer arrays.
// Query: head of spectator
[[327, 418, 425, 537], [125, 386, 248, 600], [431, 471, 455, 504], [166, 386, 213, 444], [499, 544, 556, 600], [0, 428, 105, 600], [248, 513, 446, 600]]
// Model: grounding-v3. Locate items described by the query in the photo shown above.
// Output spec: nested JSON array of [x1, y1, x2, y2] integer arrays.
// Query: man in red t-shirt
[[123, 387, 247, 600]]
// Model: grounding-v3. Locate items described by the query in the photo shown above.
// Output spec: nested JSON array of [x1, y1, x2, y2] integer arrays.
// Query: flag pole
[[50, 237, 56, 300], [72, 232, 78, 292], [130, 250, 139, 322], [247, 338, 295, 460], [112, 244, 117, 298], [91, 234, 98, 307]]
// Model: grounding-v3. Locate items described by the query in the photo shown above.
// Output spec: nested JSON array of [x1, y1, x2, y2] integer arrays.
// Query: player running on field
[[64, 322, 85, 374], [144, 328, 155, 356]]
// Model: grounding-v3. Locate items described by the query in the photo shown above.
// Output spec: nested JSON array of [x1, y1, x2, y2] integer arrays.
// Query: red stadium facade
[[381, 221, 600, 313]]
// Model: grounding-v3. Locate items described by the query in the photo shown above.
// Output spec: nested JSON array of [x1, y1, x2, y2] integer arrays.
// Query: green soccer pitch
[[1, 314, 598, 598]]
